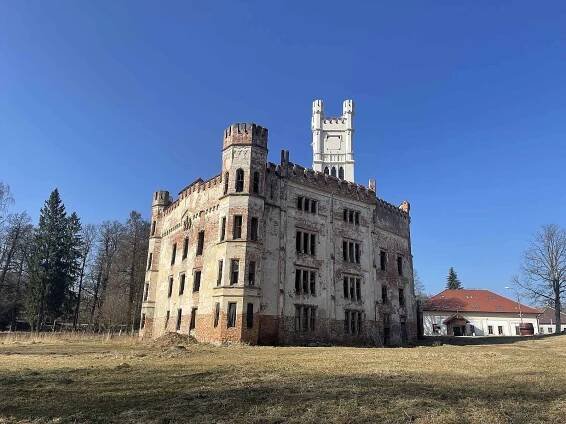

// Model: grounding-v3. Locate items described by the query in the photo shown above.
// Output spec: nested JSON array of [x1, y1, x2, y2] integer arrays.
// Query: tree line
[[0, 182, 149, 332]]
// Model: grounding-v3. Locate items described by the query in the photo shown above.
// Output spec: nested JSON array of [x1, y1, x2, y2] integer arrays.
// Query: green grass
[[1, 334, 565, 423]]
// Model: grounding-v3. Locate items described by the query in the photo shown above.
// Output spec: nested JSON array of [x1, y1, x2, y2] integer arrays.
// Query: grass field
[[1, 334, 565, 423]]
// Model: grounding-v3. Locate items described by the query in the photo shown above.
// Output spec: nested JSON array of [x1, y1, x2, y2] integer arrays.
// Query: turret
[[223, 123, 268, 151]]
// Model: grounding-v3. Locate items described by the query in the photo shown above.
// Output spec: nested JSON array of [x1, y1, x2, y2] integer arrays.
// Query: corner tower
[[312, 99, 355, 182]]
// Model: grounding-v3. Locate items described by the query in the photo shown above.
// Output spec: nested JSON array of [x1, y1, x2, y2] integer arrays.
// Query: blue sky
[[1, 1, 565, 296]]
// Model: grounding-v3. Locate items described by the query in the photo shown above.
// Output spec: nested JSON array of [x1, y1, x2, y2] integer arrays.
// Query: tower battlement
[[223, 123, 268, 150]]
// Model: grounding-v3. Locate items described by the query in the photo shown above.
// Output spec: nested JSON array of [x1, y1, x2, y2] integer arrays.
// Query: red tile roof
[[538, 307, 566, 324], [423, 289, 540, 315]]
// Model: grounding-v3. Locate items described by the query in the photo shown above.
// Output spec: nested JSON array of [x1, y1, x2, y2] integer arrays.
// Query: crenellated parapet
[[223, 123, 268, 150]]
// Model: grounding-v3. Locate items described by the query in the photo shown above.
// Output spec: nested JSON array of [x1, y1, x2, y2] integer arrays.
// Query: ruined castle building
[[140, 103, 417, 346], [312, 99, 355, 182]]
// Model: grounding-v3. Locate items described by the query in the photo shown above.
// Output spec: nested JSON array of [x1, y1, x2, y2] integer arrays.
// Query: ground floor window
[[432, 323, 441, 334], [227, 302, 237, 328], [246, 303, 254, 329], [294, 305, 316, 332], [498, 325, 503, 335], [344, 310, 363, 335], [189, 307, 197, 331], [488, 325, 493, 335]]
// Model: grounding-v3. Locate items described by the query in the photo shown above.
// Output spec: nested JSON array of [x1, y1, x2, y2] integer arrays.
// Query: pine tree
[[446, 267, 463, 290], [25, 189, 82, 330]]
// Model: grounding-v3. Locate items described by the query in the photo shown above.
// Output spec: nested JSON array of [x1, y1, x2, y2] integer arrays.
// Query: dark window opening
[[230, 259, 239, 285], [220, 217, 226, 241], [235, 169, 244, 192], [498, 325, 503, 335], [193, 270, 201, 292], [179, 274, 185, 295], [182, 237, 189, 260], [338, 166, 344, 180], [141, 313, 146, 329], [189, 307, 197, 330], [168, 277, 173, 298], [297, 196, 303, 210], [295, 305, 316, 332], [227, 303, 237, 328], [250, 217, 258, 241], [246, 303, 254, 328], [380, 250, 386, 271], [331, 167, 337, 177], [217, 260, 223, 286], [488, 325, 494, 335], [223, 172, 229, 194], [176, 308, 182, 331], [310, 200, 317, 214], [381, 286, 388, 303], [324, 167, 329, 175], [196, 231, 205, 256], [310, 271, 316, 295], [233, 215, 242, 239], [399, 288, 405, 306], [397, 256, 403, 276], [170, 243, 177, 265], [151, 221, 156, 236], [143, 282, 149, 301], [147, 253, 152, 271], [165, 310, 170, 329], [214, 303, 220, 328], [252, 171, 260, 194], [248, 261, 256, 286]]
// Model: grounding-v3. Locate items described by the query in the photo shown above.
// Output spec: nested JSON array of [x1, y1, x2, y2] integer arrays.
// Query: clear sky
[[1, 1, 565, 296]]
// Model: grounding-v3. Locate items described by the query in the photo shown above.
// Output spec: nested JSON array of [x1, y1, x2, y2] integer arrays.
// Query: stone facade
[[140, 106, 417, 346]]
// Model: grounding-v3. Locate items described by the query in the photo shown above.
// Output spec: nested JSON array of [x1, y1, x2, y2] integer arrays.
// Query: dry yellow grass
[[1, 334, 565, 423]]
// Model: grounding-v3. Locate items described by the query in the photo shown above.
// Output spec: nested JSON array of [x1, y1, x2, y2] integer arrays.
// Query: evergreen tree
[[25, 189, 82, 330], [446, 267, 463, 290]]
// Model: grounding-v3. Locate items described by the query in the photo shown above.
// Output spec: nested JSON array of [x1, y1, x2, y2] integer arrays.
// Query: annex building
[[139, 100, 417, 345], [423, 289, 540, 337]]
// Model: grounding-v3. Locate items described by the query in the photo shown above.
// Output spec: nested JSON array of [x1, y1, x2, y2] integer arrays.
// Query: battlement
[[223, 123, 268, 150]]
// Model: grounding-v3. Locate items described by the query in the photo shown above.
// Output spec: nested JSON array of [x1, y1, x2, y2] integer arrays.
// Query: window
[[182, 237, 189, 260], [331, 167, 337, 177], [248, 261, 256, 286], [297, 196, 317, 214], [227, 303, 237, 328], [196, 231, 205, 255], [233, 215, 242, 239], [151, 221, 156, 236], [193, 270, 201, 292], [170, 243, 177, 265], [246, 303, 254, 328], [294, 305, 316, 332], [397, 256, 403, 276], [270, 181, 276, 200], [488, 325, 493, 335], [176, 308, 182, 331], [189, 307, 197, 330], [143, 282, 149, 301], [252, 171, 260, 193], [343, 276, 362, 301], [296, 231, 316, 255], [342, 240, 361, 264], [250, 217, 258, 241], [165, 310, 170, 329], [381, 285, 388, 303], [432, 323, 441, 334], [217, 260, 223, 286], [343, 208, 361, 225], [344, 310, 363, 335], [235, 168, 244, 192], [338, 166, 344, 180], [179, 273, 186, 295], [168, 276, 173, 298], [147, 253, 152, 271], [141, 313, 146, 329], [214, 303, 220, 328], [230, 259, 239, 285], [515, 326, 520, 336], [399, 288, 405, 306], [498, 325, 503, 335], [380, 250, 386, 271], [220, 217, 226, 241], [223, 172, 229, 194], [295, 268, 316, 295], [324, 167, 329, 175]]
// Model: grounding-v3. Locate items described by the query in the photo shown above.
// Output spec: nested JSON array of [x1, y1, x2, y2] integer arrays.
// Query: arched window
[[331, 167, 337, 177], [338, 167, 344, 180], [252, 171, 260, 194], [235, 169, 244, 192], [324, 167, 329, 175], [223, 172, 229, 194]]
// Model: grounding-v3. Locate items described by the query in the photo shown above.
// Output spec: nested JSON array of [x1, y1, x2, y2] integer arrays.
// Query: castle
[[139, 100, 417, 345]]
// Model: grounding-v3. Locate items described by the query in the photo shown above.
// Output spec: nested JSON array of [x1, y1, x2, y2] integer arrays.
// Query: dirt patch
[[152, 332, 197, 349]]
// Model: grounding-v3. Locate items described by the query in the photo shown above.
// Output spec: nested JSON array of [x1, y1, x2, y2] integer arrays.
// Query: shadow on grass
[[0, 362, 564, 423]]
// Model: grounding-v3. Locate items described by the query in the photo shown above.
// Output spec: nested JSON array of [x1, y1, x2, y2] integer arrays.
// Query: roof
[[538, 307, 566, 324], [423, 289, 540, 315]]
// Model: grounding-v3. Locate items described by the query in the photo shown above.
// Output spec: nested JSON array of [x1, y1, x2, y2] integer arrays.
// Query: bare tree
[[513, 224, 566, 333], [0, 212, 32, 289], [72, 224, 97, 329]]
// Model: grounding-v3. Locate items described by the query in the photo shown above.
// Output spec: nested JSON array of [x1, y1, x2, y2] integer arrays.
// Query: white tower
[[312, 99, 355, 182]]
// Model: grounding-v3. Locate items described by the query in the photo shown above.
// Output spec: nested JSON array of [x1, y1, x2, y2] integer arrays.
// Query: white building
[[423, 289, 540, 337], [538, 307, 566, 334], [312, 99, 355, 182]]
